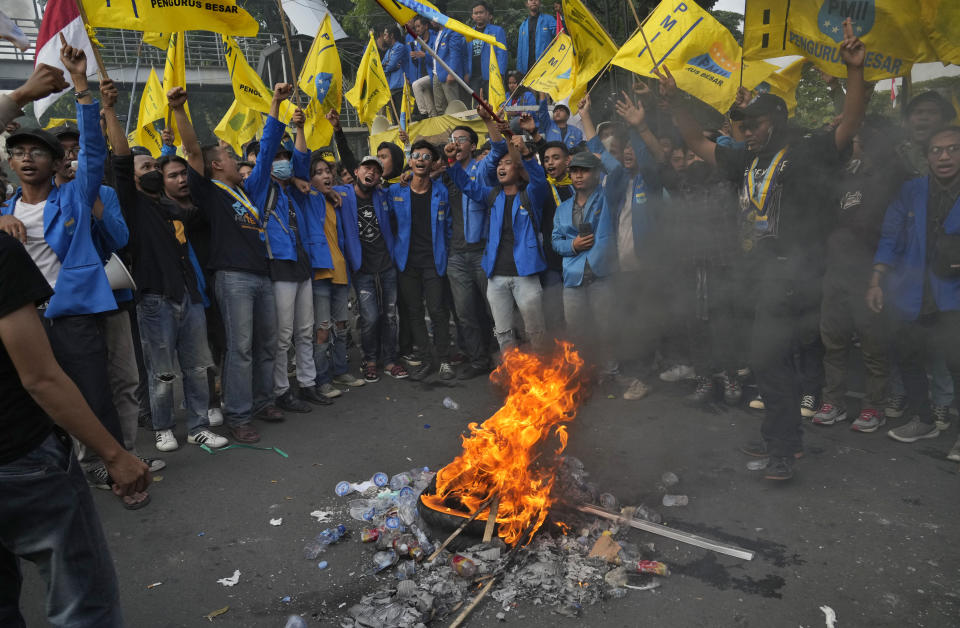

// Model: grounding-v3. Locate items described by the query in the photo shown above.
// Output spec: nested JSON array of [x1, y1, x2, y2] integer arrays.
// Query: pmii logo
[[686, 42, 737, 78], [818, 0, 874, 43]]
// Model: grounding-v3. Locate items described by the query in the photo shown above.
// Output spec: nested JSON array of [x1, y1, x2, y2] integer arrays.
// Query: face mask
[[139, 170, 164, 194], [272, 159, 293, 180]]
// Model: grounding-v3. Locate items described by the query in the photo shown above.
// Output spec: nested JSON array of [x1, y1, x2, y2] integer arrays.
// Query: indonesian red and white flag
[[33, 0, 96, 120]]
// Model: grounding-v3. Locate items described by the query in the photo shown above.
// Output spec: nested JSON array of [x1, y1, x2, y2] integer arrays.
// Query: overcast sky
[[714, 0, 746, 14]]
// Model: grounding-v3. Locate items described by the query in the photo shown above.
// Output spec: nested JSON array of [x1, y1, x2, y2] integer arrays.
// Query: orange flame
[[420, 342, 586, 545]]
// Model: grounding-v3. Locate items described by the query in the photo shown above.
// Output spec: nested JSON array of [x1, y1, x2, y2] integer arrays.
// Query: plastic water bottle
[[303, 524, 347, 559], [397, 491, 418, 525], [442, 397, 459, 410], [599, 493, 618, 510], [410, 524, 435, 555], [335, 472, 389, 496], [284, 615, 308, 628], [662, 494, 689, 507], [390, 472, 412, 490], [661, 472, 680, 487]]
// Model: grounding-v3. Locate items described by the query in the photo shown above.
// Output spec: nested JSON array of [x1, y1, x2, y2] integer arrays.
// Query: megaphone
[[104, 253, 136, 292]]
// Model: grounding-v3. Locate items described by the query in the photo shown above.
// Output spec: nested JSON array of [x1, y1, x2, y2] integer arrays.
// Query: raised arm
[[168, 87, 202, 175], [833, 18, 867, 152], [442, 143, 493, 203], [100, 79, 129, 157], [513, 134, 547, 213], [328, 109, 358, 173], [653, 66, 717, 167], [4, 64, 68, 128], [617, 88, 665, 164]]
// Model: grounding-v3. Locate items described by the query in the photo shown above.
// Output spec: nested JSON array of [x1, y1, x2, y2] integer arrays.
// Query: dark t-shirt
[[0, 233, 55, 464], [186, 165, 269, 276], [409, 190, 434, 268], [493, 194, 519, 276], [443, 172, 484, 253], [526, 18, 537, 69], [358, 199, 393, 274], [471, 31, 484, 80]]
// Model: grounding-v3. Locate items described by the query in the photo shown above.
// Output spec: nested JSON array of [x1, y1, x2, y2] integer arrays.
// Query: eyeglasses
[[928, 144, 960, 157], [410, 151, 434, 162], [10, 147, 51, 160], [449, 136, 471, 144], [62, 146, 79, 158]]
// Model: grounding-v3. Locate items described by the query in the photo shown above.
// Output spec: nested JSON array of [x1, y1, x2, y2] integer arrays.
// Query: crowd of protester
[[3, 13, 960, 624]]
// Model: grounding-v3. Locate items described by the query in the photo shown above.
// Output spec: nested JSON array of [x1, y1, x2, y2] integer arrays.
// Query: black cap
[[130, 146, 153, 158], [730, 93, 788, 121], [6, 127, 64, 160], [568, 151, 603, 170], [48, 122, 80, 140]]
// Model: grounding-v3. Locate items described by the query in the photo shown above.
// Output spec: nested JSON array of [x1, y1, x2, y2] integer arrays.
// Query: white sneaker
[[187, 430, 228, 448], [623, 378, 651, 400], [154, 429, 179, 452], [318, 382, 343, 398], [659, 365, 695, 382], [333, 373, 366, 387], [207, 407, 224, 427]]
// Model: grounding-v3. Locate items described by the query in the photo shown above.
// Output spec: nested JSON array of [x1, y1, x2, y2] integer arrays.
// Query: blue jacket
[[382, 40, 410, 91], [334, 184, 393, 274], [89, 185, 133, 304], [2, 100, 116, 318], [405, 32, 431, 83], [290, 148, 344, 271], [516, 13, 555, 73], [474, 24, 507, 81], [244, 116, 297, 262], [387, 181, 452, 275], [874, 176, 960, 320], [552, 185, 619, 287], [537, 99, 584, 152], [460, 159, 488, 244], [448, 140, 549, 277], [508, 90, 537, 109], [433, 29, 467, 83]]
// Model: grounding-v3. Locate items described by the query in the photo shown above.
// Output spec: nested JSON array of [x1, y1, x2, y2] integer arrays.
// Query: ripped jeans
[[136, 292, 212, 435], [353, 268, 399, 365], [312, 279, 351, 384]]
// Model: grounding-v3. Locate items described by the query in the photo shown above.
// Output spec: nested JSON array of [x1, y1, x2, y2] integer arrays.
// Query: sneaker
[[333, 373, 366, 387], [457, 363, 486, 380], [686, 377, 713, 403], [932, 405, 951, 432], [450, 352, 467, 366], [187, 429, 228, 448], [207, 407, 224, 427], [885, 394, 907, 418], [800, 394, 818, 417], [737, 367, 752, 379], [276, 391, 311, 413], [659, 364, 695, 382], [229, 423, 261, 443], [438, 362, 456, 380], [87, 465, 113, 490], [740, 441, 804, 459], [254, 405, 286, 422], [763, 456, 794, 481], [947, 436, 960, 462], [409, 362, 432, 381], [154, 429, 179, 452], [812, 403, 847, 426], [887, 417, 940, 443], [851, 408, 885, 432], [401, 353, 422, 366], [386, 363, 409, 379], [623, 378, 651, 400], [748, 394, 765, 410], [300, 385, 334, 405], [721, 374, 742, 405], [139, 457, 166, 472], [317, 382, 343, 399], [363, 363, 380, 383]]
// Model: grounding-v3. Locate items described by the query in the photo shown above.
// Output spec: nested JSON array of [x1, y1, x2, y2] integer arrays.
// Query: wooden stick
[[627, 0, 643, 29], [481, 496, 500, 543], [425, 494, 497, 563], [448, 578, 495, 628], [71, 0, 109, 80], [275, 0, 301, 106]]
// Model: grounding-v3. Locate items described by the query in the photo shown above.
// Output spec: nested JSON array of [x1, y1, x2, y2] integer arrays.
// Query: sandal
[[120, 490, 151, 510], [363, 363, 380, 383]]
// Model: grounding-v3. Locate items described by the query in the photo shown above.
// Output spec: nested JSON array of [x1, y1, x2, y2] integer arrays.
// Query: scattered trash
[[587, 532, 622, 563], [216, 570, 241, 587], [746, 458, 769, 471], [303, 524, 347, 559], [197, 532, 205, 537], [661, 494, 689, 507], [283, 615, 307, 628], [317, 561, 328, 569], [335, 473, 389, 497], [200, 443, 288, 457], [270, 518, 283, 526], [152, 475, 163, 482], [146, 582, 162, 589], [281, 596, 291, 603], [820, 605, 838, 628], [309, 510, 334, 522], [660, 472, 679, 487], [203, 606, 229, 621], [423, 424, 431, 429], [451, 553, 477, 577], [599, 493, 618, 510], [633, 560, 670, 576], [442, 396, 459, 410]]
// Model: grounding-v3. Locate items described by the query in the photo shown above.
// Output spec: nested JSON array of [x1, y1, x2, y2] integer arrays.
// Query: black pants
[[749, 277, 821, 457], [399, 264, 451, 362], [43, 313, 124, 453], [890, 311, 960, 424]]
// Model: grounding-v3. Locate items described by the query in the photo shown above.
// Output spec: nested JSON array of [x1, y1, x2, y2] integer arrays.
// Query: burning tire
[[417, 475, 497, 547]]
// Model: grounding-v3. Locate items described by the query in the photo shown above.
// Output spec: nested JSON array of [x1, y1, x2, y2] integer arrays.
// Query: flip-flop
[[120, 491, 151, 510]]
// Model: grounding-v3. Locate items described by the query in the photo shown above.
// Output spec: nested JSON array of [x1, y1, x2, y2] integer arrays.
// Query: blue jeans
[[137, 292, 212, 435], [313, 279, 351, 383], [446, 249, 491, 368], [353, 268, 399, 364], [215, 270, 278, 426], [486, 274, 546, 352], [0, 433, 122, 627]]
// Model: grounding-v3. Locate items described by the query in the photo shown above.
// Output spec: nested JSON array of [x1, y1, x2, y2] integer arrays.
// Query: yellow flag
[[136, 68, 167, 130], [562, 0, 617, 92], [302, 99, 334, 151], [741, 59, 780, 91], [43, 118, 76, 130], [755, 59, 805, 116], [223, 36, 274, 114], [215, 100, 265, 155], [162, 33, 190, 143], [81, 0, 258, 38], [521, 33, 576, 102], [371, 0, 504, 51], [142, 32, 171, 50], [743, 1, 793, 60], [399, 79, 415, 133], [611, 0, 741, 113], [344, 33, 392, 127], [920, 0, 960, 66], [133, 123, 164, 157], [298, 14, 342, 116], [488, 48, 506, 113]]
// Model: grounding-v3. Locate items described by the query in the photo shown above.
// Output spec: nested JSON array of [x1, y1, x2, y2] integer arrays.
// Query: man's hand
[[325, 190, 342, 208], [273, 83, 294, 102], [0, 215, 27, 243], [167, 86, 188, 110], [444, 142, 458, 159], [476, 104, 492, 121], [399, 170, 413, 186], [398, 129, 409, 145], [509, 133, 530, 157], [446, 74, 456, 84], [633, 80, 652, 99], [326, 109, 341, 132], [865, 285, 883, 313], [59, 38, 87, 78], [519, 113, 536, 134], [9, 64, 69, 108], [615, 92, 646, 128], [160, 127, 174, 146], [291, 107, 306, 128], [292, 177, 312, 195], [652, 65, 679, 102], [577, 95, 590, 115], [106, 450, 150, 497], [411, 50, 425, 60], [5, 121, 19, 134], [572, 234, 594, 253], [839, 18, 865, 68], [734, 86, 751, 110], [100, 78, 118, 108]]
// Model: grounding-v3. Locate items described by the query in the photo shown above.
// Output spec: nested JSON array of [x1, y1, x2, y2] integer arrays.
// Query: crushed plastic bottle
[[451, 554, 477, 577], [396, 560, 416, 580], [360, 528, 381, 543], [632, 560, 670, 576], [390, 472, 412, 490], [660, 472, 680, 487], [284, 615, 308, 628], [372, 549, 399, 573], [661, 494, 689, 507], [442, 397, 459, 410], [409, 524, 435, 555], [397, 491, 418, 525], [599, 492, 618, 510], [334, 473, 389, 497], [303, 524, 347, 559], [348, 499, 377, 522]]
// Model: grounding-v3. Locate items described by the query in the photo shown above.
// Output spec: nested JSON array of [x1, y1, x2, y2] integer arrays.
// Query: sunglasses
[[410, 151, 435, 162], [928, 144, 960, 157]]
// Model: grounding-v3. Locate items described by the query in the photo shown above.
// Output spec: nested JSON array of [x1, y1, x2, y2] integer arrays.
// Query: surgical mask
[[139, 170, 164, 194], [272, 159, 293, 180]]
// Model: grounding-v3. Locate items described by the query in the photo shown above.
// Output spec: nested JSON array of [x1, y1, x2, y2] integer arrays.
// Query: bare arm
[[653, 66, 717, 166], [292, 107, 306, 153], [833, 18, 867, 152], [167, 87, 203, 175], [476, 104, 502, 143], [616, 90, 665, 164], [100, 79, 128, 157], [578, 95, 596, 141]]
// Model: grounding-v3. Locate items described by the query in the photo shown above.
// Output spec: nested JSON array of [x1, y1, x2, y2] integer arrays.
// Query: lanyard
[[745, 148, 788, 217], [212, 180, 260, 223]]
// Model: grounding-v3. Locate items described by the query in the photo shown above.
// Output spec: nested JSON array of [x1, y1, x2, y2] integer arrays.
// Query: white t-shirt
[[618, 195, 640, 272], [15, 199, 61, 289]]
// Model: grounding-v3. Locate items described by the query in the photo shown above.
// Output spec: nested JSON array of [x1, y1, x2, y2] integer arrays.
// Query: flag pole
[[125, 35, 145, 135], [275, 0, 302, 107], [71, 0, 109, 80]]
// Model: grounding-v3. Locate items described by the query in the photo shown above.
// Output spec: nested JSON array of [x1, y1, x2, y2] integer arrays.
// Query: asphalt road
[[18, 361, 960, 627]]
